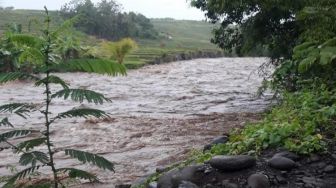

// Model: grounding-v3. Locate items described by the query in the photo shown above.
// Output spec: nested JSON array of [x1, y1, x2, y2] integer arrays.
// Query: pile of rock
[[130, 137, 336, 188]]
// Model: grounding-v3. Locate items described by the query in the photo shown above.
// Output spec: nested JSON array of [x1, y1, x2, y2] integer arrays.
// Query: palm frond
[[10, 34, 43, 48], [35, 75, 69, 89], [50, 59, 127, 76], [64, 149, 114, 171], [55, 108, 109, 119], [19, 47, 44, 65], [0, 72, 39, 84], [19, 151, 49, 166], [57, 168, 99, 182], [3, 165, 41, 188], [0, 103, 37, 118], [16, 137, 47, 152], [0, 130, 31, 142], [51, 89, 111, 104], [0, 117, 13, 127]]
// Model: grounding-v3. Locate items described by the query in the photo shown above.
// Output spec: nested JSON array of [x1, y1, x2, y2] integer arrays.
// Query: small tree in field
[[99, 38, 137, 64], [0, 7, 126, 188]]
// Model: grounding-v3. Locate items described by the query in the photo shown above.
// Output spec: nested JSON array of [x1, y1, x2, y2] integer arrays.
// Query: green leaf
[[64, 149, 114, 171], [298, 56, 317, 73], [0, 118, 13, 127], [19, 47, 44, 65], [51, 89, 111, 104], [49, 59, 127, 76], [0, 103, 37, 119], [3, 166, 41, 188], [0, 72, 39, 84], [35, 75, 69, 89], [320, 38, 336, 48], [0, 130, 31, 142], [19, 151, 49, 166], [17, 137, 47, 152], [10, 34, 43, 48], [55, 108, 109, 119], [57, 168, 99, 182]]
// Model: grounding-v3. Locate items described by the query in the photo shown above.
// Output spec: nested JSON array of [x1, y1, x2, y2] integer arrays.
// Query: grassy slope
[[0, 9, 221, 69]]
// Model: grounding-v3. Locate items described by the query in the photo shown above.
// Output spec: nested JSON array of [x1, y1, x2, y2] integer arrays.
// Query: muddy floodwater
[[0, 58, 271, 187]]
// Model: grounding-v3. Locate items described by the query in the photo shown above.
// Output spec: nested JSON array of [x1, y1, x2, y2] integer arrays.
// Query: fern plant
[[0, 7, 126, 188]]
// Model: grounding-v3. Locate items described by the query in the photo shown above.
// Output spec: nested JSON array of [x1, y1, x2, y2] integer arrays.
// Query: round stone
[[268, 157, 296, 170], [208, 155, 256, 171], [247, 174, 270, 188]]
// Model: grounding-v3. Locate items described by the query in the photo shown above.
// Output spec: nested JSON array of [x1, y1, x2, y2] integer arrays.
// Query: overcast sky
[[1, 0, 206, 20]]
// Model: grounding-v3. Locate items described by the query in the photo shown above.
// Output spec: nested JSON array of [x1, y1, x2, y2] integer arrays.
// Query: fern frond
[[0, 103, 37, 118], [0, 72, 39, 84], [51, 89, 111, 104], [57, 168, 99, 182], [50, 59, 127, 76], [3, 165, 41, 188], [19, 47, 44, 65], [64, 149, 114, 171], [35, 75, 69, 89], [0, 130, 31, 142], [16, 137, 47, 152], [0, 117, 13, 127], [55, 108, 109, 119], [19, 151, 49, 166], [10, 34, 43, 48]]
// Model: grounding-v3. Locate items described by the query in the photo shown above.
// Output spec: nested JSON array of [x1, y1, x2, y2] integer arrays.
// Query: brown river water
[[0, 58, 271, 187]]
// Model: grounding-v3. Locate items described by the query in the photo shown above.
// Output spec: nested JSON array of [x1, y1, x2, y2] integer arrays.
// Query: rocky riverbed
[[0, 58, 271, 187]]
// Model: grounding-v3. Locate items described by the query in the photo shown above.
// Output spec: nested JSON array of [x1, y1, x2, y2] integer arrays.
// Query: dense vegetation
[[0, 8, 126, 187], [60, 0, 158, 40], [191, 0, 336, 157]]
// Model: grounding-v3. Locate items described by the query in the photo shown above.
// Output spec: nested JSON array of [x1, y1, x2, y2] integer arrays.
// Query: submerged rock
[[178, 181, 199, 188], [273, 151, 300, 161], [203, 136, 229, 152], [324, 165, 335, 173], [268, 157, 296, 170], [247, 174, 270, 188], [208, 155, 256, 171]]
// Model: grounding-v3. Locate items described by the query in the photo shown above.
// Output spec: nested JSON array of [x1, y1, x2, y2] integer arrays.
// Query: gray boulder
[[273, 151, 300, 161], [247, 174, 270, 188], [268, 156, 296, 170], [208, 155, 256, 171], [178, 181, 199, 188]]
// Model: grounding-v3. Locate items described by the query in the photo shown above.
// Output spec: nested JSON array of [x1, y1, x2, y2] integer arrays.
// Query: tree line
[[60, 0, 158, 40]]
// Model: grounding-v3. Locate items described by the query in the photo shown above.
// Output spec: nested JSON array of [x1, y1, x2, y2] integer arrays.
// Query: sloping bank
[[131, 90, 336, 188], [125, 50, 225, 69]]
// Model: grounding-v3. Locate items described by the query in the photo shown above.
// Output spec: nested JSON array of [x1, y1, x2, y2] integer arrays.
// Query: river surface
[[0, 58, 271, 187]]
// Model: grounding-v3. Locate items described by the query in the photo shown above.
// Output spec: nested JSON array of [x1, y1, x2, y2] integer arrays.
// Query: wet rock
[[268, 157, 296, 170], [178, 181, 199, 188], [308, 154, 320, 163], [157, 169, 179, 188], [247, 174, 270, 188], [158, 165, 205, 188], [115, 184, 131, 188], [222, 180, 239, 188], [273, 151, 300, 161], [324, 165, 335, 173], [275, 175, 287, 184], [203, 136, 229, 152], [149, 182, 158, 188], [156, 166, 166, 173], [300, 176, 325, 188], [208, 155, 256, 171], [331, 154, 336, 160], [171, 165, 205, 186]]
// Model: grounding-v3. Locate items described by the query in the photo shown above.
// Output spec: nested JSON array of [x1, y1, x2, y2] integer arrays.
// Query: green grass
[[0, 9, 222, 69]]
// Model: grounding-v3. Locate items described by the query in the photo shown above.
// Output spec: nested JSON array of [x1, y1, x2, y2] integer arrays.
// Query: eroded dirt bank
[[0, 58, 271, 187]]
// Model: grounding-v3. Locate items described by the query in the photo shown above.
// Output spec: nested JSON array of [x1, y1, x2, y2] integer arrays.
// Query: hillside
[[0, 9, 221, 68]]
